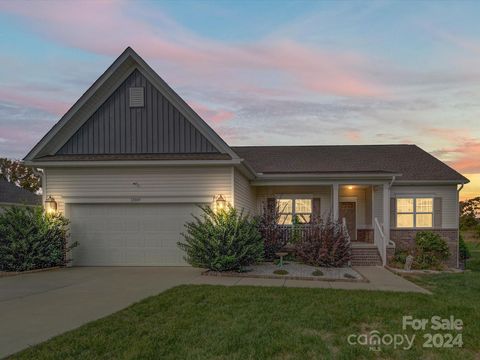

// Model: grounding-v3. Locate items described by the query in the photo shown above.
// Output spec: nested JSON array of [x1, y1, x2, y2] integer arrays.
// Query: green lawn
[[11, 250, 480, 360]]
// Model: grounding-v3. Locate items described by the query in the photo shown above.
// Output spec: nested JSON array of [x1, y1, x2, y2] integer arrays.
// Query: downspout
[[457, 182, 465, 269], [389, 175, 396, 188]]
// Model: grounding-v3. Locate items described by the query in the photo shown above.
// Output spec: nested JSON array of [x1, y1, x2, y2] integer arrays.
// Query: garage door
[[69, 203, 201, 266]]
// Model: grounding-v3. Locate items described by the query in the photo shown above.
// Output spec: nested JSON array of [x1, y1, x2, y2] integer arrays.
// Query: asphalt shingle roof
[[232, 145, 468, 182], [0, 179, 41, 205]]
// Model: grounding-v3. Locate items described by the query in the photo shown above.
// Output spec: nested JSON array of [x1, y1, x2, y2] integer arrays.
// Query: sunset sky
[[0, 0, 479, 199]]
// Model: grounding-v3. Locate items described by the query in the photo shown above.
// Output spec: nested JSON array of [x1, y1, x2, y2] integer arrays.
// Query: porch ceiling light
[[215, 194, 227, 211], [347, 186, 353, 190], [44, 196, 57, 214]]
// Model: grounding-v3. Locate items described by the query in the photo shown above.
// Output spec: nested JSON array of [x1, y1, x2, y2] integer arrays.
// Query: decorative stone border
[[0, 266, 62, 278], [202, 268, 369, 283], [385, 266, 463, 275]]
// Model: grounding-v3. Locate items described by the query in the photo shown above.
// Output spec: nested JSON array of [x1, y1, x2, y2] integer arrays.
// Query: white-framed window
[[277, 197, 312, 225], [396, 197, 433, 228]]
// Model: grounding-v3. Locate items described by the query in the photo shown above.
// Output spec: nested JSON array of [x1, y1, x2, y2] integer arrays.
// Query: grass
[[11, 244, 480, 360]]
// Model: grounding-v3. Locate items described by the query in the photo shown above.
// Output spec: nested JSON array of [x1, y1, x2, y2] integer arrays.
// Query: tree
[[0, 158, 41, 193]]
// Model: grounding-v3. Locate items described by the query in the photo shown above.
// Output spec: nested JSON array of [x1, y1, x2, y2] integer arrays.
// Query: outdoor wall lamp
[[215, 194, 227, 211], [44, 195, 57, 214]]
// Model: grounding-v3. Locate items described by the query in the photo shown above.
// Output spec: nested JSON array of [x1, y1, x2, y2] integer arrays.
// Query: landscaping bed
[[203, 262, 366, 282]]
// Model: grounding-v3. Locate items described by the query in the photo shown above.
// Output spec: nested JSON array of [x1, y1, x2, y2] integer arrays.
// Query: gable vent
[[129, 87, 144, 107]]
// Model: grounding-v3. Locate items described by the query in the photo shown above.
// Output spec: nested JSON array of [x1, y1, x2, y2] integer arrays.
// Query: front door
[[339, 202, 356, 241]]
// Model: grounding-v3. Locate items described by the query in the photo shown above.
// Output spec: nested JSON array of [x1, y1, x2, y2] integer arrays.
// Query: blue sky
[[0, 0, 479, 198]]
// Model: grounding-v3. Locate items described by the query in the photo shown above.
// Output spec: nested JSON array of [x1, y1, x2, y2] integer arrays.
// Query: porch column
[[332, 183, 339, 220], [382, 183, 390, 240]]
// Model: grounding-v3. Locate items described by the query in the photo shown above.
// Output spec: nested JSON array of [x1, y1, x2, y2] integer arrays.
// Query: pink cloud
[[345, 130, 361, 141], [189, 101, 235, 124], [0, 89, 70, 115], [0, 1, 385, 98]]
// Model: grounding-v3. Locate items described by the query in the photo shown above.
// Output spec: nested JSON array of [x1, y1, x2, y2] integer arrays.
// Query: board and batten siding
[[390, 185, 458, 228], [57, 69, 219, 155], [44, 166, 233, 214], [233, 169, 256, 215]]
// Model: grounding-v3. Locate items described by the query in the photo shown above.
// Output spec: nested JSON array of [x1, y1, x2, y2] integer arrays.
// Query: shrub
[[256, 202, 287, 260], [0, 206, 75, 272], [273, 269, 288, 275], [178, 205, 263, 272], [312, 269, 323, 276], [459, 234, 470, 262], [414, 231, 450, 269], [295, 217, 351, 267]]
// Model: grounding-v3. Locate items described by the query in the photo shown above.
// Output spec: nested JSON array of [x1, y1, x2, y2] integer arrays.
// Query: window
[[396, 198, 433, 228], [277, 197, 312, 225]]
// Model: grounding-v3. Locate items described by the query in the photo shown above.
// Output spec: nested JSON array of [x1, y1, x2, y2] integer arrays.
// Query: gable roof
[[0, 179, 41, 205], [25, 47, 238, 161], [232, 145, 469, 183]]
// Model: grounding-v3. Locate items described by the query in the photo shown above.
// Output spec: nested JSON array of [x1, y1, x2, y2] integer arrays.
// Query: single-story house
[[24, 47, 468, 268], [0, 178, 41, 213]]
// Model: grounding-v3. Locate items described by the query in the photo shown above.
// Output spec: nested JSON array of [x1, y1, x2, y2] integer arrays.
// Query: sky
[[0, 0, 479, 199]]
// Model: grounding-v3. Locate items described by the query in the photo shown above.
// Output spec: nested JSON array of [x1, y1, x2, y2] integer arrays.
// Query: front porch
[[254, 183, 396, 265]]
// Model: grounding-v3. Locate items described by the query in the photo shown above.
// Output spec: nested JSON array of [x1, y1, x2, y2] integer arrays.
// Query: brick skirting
[[357, 229, 374, 243], [390, 229, 459, 268]]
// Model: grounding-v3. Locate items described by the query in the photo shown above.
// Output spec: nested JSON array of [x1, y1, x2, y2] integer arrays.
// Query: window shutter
[[312, 198, 321, 220], [434, 197, 442, 228], [267, 198, 276, 216], [390, 197, 396, 228]]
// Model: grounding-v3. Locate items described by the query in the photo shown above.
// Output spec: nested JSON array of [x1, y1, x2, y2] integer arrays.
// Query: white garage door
[[69, 203, 201, 266]]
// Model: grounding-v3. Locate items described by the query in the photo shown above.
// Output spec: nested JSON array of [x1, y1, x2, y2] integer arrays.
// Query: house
[[0, 178, 41, 213], [24, 47, 468, 268]]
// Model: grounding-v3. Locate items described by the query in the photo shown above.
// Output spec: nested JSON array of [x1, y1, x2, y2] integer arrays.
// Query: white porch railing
[[374, 217, 387, 266]]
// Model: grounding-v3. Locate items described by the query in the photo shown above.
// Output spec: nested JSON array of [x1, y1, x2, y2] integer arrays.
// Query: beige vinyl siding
[[44, 166, 233, 214], [390, 185, 458, 228], [373, 185, 384, 224], [256, 186, 331, 217], [233, 169, 256, 215]]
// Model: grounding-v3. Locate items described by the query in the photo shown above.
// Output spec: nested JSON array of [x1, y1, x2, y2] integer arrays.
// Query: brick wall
[[390, 228, 458, 268], [357, 229, 374, 243]]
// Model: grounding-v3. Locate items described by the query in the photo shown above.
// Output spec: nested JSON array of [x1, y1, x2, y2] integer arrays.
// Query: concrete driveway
[[0, 267, 203, 358], [0, 266, 427, 358]]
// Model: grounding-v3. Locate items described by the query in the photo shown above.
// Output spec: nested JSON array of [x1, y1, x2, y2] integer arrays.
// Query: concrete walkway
[[0, 266, 428, 358]]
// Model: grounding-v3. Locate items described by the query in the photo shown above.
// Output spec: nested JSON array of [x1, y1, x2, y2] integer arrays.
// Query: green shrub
[[459, 234, 471, 261], [273, 269, 288, 275], [0, 206, 75, 272], [414, 231, 450, 269], [178, 205, 263, 272], [312, 269, 324, 276]]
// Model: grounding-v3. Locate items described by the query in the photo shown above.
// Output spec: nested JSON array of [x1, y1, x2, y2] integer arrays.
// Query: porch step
[[351, 245, 382, 266]]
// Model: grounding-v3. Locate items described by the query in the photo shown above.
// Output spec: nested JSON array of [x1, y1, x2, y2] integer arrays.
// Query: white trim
[[395, 196, 434, 229], [24, 159, 241, 168], [332, 184, 339, 221], [252, 180, 391, 186], [62, 196, 211, 204], [395, 180, 467, 185], [256, 173, 402, 179], [230, 167, 235, 207]]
